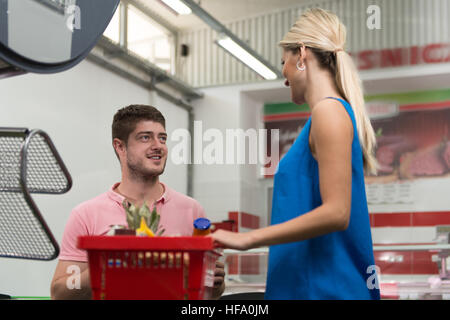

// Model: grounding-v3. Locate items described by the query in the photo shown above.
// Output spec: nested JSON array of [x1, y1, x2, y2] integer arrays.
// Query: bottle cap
[[193, 217, 211, 230]]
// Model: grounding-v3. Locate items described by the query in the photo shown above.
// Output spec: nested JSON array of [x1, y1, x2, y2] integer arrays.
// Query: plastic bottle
[[193, 217, 211, 236]]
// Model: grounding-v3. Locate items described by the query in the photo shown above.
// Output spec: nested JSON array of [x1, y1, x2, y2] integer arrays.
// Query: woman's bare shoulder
[[310, 98, 353, 141]]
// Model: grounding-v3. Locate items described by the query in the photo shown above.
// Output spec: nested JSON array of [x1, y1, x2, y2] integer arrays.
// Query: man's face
[[122, 120, 168, 179]]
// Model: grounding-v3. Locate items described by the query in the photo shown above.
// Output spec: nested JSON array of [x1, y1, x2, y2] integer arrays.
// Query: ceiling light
[[216, 35, 278, 80], [160, 0, 192, 15]]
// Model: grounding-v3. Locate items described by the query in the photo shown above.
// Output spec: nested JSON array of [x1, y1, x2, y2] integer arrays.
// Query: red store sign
[[351, 43, 450, 70]]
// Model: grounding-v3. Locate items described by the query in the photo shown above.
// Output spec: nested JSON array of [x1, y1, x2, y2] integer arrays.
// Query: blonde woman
[[212, 8, 380, 300]]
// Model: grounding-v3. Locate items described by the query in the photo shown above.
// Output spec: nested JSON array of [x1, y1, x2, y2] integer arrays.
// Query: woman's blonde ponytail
[[335, 50, 378, 175], [280, 8, 378, 174]]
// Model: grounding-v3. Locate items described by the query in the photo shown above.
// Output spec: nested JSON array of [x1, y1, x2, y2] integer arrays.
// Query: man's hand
[[211, 261, 225, 299]]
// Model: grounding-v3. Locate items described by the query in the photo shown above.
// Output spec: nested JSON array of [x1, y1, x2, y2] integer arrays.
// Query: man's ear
[[113, 138, 126, 157]]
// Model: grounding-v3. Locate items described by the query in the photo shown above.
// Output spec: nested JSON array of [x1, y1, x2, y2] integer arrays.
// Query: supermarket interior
[[0, 0, 449, 301]]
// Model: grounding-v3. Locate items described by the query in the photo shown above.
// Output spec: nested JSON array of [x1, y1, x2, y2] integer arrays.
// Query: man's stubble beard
[[126, 156, 167, 182]]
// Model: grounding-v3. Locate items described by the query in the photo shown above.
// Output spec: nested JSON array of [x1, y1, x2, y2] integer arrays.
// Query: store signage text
[[352, 43, 450, 70]]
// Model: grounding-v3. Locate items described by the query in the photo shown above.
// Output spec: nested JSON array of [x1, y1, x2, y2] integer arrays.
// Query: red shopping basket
[[77, 236, 220, 300]]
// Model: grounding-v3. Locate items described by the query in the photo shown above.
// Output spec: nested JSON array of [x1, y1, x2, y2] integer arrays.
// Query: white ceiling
[[137, 0, 310, 30]]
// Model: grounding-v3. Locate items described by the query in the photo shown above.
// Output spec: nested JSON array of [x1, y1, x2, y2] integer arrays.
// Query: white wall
[[192, 80, 286, 225], [238, 89, 274, 228], [190, 85, 242, 221], [0, 59, 188, 297]]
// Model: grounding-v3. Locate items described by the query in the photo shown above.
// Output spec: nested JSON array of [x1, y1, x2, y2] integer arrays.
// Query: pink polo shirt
[[59, 182, 205, 262]]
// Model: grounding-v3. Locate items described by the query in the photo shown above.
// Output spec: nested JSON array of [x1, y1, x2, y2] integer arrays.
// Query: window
[[127, 5, 173, 73], [103, 4, 120, 43]]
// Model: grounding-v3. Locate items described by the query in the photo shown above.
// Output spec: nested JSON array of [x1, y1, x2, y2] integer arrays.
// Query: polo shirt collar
[[107, 181, 170, 205]]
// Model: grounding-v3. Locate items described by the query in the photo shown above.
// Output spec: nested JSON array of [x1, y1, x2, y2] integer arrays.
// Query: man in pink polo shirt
[[50, 105, 225, 299]]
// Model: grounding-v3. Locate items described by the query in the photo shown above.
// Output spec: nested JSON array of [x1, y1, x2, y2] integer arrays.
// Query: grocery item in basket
[[122, 200, 165, 236], [193, 218, 211, 236], [136, 217, 154, 237], [106, 224, 135, 236]]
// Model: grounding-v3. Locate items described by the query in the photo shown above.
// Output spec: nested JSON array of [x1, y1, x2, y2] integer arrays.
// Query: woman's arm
[[212, 99, 354, 250]]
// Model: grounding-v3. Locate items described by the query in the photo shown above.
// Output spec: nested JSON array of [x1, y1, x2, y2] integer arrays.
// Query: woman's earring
[[296, 61, 306, 71]]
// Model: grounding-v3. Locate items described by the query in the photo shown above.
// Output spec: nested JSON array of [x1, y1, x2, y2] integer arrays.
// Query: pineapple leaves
[[122, 200, 165, 235]]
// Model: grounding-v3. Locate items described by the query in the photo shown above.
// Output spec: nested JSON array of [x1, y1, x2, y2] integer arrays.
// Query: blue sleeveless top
[[265, 97, 380, 300]]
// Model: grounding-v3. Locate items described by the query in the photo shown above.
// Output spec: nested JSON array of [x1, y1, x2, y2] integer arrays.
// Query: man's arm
[[50, 260, 92, 300]]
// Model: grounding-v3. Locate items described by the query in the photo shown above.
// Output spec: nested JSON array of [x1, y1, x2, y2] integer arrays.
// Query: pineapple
[[122, 200, 165, 236]]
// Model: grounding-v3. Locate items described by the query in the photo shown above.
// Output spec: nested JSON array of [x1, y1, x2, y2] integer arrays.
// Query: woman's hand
[[211, 229, 255, 250]]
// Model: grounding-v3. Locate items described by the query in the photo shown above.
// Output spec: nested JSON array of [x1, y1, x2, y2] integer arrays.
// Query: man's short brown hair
[[112, 104, 166, 145]]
